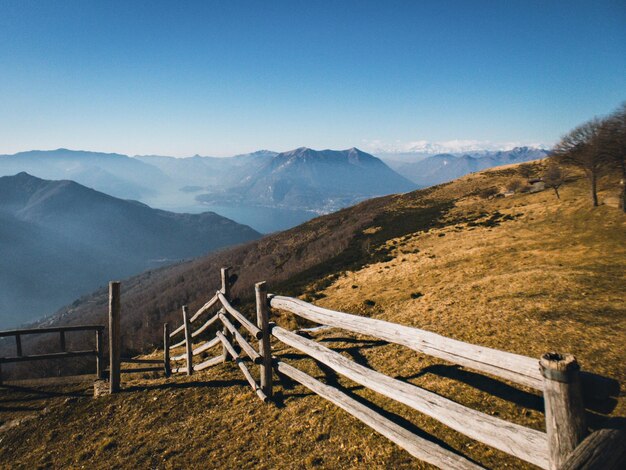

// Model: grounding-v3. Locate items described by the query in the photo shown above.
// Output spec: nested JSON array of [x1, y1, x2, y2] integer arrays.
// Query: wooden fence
[[166, 268, 272, 401], [0, 324, 105, 384], [162, 267, 624, 470], [4, 268, 621, 469]]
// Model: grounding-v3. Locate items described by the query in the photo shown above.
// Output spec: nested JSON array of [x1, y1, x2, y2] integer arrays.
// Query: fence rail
[[0, 324, 105, 384], [165, 268, 272, 400], [156, 267, 624, 469], [7, 267, 620, 469]]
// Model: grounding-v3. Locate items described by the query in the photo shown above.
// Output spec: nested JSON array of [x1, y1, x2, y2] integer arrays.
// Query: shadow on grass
[[402, 364, 544, 412], [123, 378, 249, 393], [0, 384, 86, 403], [273, 359, 482, 466]]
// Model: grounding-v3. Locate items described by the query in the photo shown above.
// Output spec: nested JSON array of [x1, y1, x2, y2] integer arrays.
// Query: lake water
[[144, 193, 319, 233], [199, 204, 318, 233]]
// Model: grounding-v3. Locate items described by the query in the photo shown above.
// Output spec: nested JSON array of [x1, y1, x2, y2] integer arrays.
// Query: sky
[[0, 0, 624, 157]]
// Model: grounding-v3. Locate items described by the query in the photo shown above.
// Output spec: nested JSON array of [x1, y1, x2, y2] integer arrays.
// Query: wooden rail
[[164, 267, 272, 404], [275, 361, 483, 470], [52, 267, 619, 469], [0, 324, 105, 384], [272, 324, 548, 467], [267, 291, 620, 469], [269, 295, 543, 389]]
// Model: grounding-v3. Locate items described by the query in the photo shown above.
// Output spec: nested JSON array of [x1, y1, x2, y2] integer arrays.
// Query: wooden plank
[[256, 281, 273, 398], [191, 312, 220, 338], [15, 334, 22, 357], [220, 268, 232, 362], [219, 313, 262, 364], [216, 332, 267, 402], [183, 306, 193, 376], [195, 355, 225, 371], [272, 325, 548, 468], [189, 293, 219, 323], [0, 325, 105, 337], [96, 329, 104, 379], [540, 353, 587, 470], [108, 281, 121, 394], [170, 337, 186, 349], [59, 331, 66, 352], [559, 427, 626, 470], [192, 336, 221, 356], [169, 324, 184, 338], [269, 295, 543, 390], [276, 361, 483, 470], [164, 323, 171, 377], [217, 291, 263, 339], [0, 350, 97, 363]]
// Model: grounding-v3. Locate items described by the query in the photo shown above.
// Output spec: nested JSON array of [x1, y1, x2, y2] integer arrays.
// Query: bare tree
[[542, 162, 567, 199], [552, 118, 610, 207], [602, 103, 626, 212]]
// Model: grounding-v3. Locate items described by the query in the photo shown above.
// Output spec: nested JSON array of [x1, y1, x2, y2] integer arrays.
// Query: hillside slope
[[1, 161, 623, 469], [0, 173, 260, 327]]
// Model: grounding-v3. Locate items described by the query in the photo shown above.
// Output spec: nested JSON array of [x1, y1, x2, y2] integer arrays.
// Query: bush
[[478, 187, 499, 199]]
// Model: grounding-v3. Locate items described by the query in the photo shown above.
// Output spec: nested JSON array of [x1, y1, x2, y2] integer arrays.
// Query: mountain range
[[0, 146, 548, 231], [0, 172, 260, 328], [381, 147, 549, 186], [194, 147, 416, 212]]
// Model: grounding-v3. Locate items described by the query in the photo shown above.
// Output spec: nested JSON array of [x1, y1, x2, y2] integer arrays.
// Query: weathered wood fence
[[3, 269, 622, 469], [0, 324, 105, 384], [161, 267, 624, 470], [166, 267, 272, 401]]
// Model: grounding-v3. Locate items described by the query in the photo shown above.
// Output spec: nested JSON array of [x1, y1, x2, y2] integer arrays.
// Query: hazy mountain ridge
[[196, 147, 416, 212], [0, 147, 413, 218], [0, 148, 170, 200], [388, 146, 549, 186], [0, 172, 260, 327]]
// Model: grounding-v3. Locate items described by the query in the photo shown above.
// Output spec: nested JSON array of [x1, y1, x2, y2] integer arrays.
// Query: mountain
[[0, 148, 414, 230], [0, 148, 170, 200], [0, 173, 260, 328], [135, 150, 277, 190], [196, 147, 416, 212], [391, 147, 549, 186]]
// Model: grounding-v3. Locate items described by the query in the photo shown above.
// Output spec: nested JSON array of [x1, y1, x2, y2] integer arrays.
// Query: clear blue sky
[[0, 0, 624, 156]]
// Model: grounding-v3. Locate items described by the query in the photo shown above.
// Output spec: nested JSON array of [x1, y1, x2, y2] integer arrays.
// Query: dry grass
[[0, 165, 624, 469]]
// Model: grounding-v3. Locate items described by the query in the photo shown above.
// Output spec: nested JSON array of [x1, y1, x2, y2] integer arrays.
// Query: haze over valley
[[0, 172, 259, 327]]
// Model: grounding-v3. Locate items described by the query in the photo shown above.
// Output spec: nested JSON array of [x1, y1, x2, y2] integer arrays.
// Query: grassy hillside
[[1, 161, 624, 468]]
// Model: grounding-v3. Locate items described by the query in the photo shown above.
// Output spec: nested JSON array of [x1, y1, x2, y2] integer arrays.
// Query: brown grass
[[0, 163, 624, 469]]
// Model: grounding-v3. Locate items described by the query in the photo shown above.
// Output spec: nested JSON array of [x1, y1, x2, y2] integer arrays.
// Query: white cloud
[[362, 139, 552, 155]]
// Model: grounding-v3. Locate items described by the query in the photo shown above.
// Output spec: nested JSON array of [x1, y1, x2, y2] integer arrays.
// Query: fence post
[[15, 334, 22, 357], [540, 352, 587, 470], [255, 281, 273, 399], [183, 306, 193, 375], [96, 328, 104, 379], [164, 323, 171, 377], [220, 267, 232, 362], [109, 281, 121, 393], [59, 331, 66, 352]]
